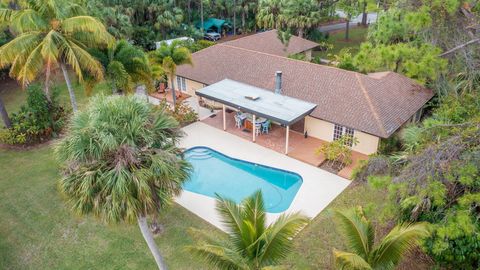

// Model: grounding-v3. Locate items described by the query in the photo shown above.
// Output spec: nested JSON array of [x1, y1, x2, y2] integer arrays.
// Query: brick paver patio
[[202, 110, 368, 179]]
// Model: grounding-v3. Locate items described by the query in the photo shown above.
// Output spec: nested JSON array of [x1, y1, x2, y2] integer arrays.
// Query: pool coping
[[176, 122, 351, 232]]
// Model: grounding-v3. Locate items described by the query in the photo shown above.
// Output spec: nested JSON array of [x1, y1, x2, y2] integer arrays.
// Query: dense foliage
[[357, 94, 480, 269], [0, 84, 65, 145]]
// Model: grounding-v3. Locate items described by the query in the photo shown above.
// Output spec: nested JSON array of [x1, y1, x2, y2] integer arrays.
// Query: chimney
[[275, 71, 282, 94]]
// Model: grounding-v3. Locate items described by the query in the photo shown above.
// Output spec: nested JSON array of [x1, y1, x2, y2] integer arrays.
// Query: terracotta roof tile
[[224, 30, 319, 56], [177, 43, 433, 138]]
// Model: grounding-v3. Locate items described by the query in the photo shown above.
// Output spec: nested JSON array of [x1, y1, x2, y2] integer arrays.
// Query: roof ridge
[[355, 73, 388, 137], [218, 43, 366, 76]]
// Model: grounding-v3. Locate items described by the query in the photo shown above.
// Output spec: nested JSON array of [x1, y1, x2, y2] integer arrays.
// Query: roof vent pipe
[[275, 71, 282, 94]]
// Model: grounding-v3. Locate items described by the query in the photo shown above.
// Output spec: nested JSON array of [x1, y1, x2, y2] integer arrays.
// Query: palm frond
[[187, 242, 250, 270], [215, 195, 251, 251], [61, 16, 114, 45], [9, 9, 47, 33], [0, 8, 13, 24], [332, 208, 374, 260], [333, 249, 372, 270], [17, 41, 44, 87], [61, 38, 104, 81], [258, 212, 308, 265], [0, 32, 42, 68], [370, 222, 430, 269]]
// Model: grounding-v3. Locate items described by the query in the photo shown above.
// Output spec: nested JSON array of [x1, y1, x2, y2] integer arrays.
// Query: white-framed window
[[176, 76, 187, 92], [333, 124, 355, 147]]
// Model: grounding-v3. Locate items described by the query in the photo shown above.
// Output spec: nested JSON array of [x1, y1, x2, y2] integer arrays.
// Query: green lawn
[[314, 26, 369, 60], [0, 78, 392, 269]]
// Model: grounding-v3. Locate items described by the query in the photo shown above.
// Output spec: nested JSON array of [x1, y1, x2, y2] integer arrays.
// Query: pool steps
[[185, 148, 213, 160]]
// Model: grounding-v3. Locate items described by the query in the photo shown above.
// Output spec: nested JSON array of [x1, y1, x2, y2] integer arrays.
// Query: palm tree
[[154, 1, 183, 39], [0, 0, 113, 111], [279, 0, 320, 38], [332, 207, 430, 270], [238, 0, 256, 33], [55, 95, 191, 270], [188, 191, 309, 269], [149, 41, 192, 108], [256, 0, 284, 30], [87, 40, 153, 95]]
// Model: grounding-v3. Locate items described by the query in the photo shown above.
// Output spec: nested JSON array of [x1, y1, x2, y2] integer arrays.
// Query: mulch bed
[[319, 160, 346, 174]]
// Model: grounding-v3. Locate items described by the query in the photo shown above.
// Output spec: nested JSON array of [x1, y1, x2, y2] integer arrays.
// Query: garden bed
[[319, 159, 346, 174]]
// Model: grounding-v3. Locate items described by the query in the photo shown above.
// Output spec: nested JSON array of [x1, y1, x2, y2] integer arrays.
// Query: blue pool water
[[183, 146, 303, 213]]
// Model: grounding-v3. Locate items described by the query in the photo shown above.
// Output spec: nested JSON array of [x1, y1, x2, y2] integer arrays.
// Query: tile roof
[[223, 30, 319, 57], [177, 43, 433, 138]]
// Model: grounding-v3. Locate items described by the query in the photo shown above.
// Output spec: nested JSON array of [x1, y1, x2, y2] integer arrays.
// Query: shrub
[[0, 84, 66, 145], [306, 28, 329, 42], [179, 39, 215, 53], [158, 99, 198, 126], [352, 155, 391, 182], [316, 135, 358, 166]]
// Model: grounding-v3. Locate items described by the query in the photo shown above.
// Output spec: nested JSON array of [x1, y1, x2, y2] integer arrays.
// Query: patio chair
[[261, 120, 270, 134], [234, 115, 243, 128], [255, 123, 262, 136]]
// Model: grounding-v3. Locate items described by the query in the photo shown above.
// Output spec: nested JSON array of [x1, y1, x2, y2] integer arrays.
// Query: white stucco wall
[[351, 130, 380, 155], [304, 116, 379, 155]]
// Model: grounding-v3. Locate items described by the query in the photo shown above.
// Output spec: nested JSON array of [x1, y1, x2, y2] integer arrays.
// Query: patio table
[[241, 113, 266, 130]]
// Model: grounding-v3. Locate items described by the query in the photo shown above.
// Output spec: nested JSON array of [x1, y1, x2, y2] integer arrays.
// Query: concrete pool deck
[[177, 122, 351, 231]]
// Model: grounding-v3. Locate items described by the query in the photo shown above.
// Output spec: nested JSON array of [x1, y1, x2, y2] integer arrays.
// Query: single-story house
[[172, 31, 433, 155], [223, 30, 318, 60]]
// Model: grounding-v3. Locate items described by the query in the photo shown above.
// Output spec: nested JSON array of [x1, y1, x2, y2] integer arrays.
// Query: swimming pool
[[183, 146, 303, 213]]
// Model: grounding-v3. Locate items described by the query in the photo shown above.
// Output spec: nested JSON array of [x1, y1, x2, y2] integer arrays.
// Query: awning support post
[[222, 104, 226, 131], [285, 125, 290, 155], [252, 114, 256, 142]]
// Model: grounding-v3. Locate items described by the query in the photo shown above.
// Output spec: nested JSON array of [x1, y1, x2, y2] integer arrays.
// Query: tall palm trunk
[[138, 216, 168, 270], [60, 63, 78, 112], [0, 97, 12, 128], [242, 9, 246, 33], [345, 20, 350, 40], [170, 74, 177, 108], [200, 0, 204, 33], [233, 0, 237, 35]]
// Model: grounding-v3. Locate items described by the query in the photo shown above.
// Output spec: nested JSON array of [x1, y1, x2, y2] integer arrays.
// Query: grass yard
[[0, 146, 224, 269], [0, 142, 387, 269], [314, 26, 369, 60]]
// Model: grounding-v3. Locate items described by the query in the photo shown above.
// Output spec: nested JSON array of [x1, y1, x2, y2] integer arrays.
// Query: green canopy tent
[[195, 18, 230, 32]]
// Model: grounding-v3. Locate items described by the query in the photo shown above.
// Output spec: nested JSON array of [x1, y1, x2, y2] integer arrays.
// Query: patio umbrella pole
[[285, 126, 290, 155]]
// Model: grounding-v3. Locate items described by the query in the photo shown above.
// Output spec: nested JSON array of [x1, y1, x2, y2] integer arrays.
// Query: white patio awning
[[196, 79, 317, 126]]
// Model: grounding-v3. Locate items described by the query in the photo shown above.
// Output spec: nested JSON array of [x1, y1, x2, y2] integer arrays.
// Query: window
[[333, 124, 355, 147], [176, 76, 187, 92]]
